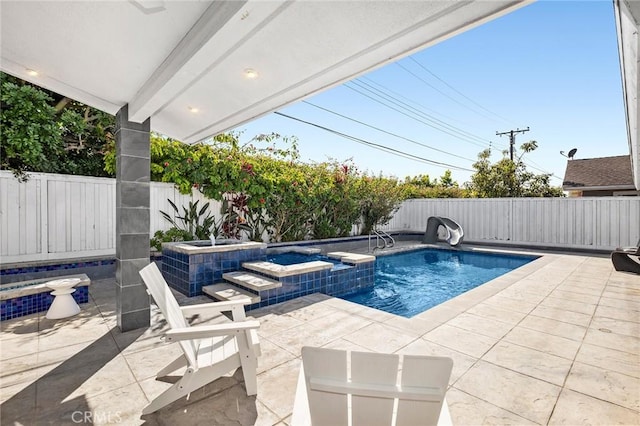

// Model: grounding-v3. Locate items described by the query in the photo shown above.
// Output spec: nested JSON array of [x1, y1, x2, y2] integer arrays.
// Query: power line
[[274, 109, 561, 182], [359, 76, 471, 127], [301, 100, 477, 163], [525, 164, 562, 181], [356, 76, 509, 152], [345, 81, 489, 149], [408, 57, 520, 126], [352, 79, 494, 147], [508, 153, 559, 178], [396, 62, 500, 123], [520, 159, 563, 181], [271, 110, 560, 182], [402, 64, 557, 181], [397, 59, 555, 178], [485, 142, 561, 181], [273, 112, 474, 172]]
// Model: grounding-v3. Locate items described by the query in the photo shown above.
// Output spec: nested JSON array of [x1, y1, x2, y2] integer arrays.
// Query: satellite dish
[[560, 148, 578, 159]]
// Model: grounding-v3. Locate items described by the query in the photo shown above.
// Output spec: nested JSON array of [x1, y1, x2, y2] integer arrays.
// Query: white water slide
[[422, 217, 464, 247]]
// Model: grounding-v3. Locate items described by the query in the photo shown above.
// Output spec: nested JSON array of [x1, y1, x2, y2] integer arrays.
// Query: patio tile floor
[[1, 248, 639, 425]]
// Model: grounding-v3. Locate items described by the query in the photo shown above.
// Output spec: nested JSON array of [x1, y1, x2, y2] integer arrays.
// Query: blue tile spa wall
[[325, 261, 375, 298], [162, 247, 267, 297], [241, 267, 332, 311], [1, 285, 90, 321], [243, 260, 376, 311]]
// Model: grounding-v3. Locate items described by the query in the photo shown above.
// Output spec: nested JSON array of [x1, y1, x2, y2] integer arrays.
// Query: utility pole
[[496, 127, 530, 161]]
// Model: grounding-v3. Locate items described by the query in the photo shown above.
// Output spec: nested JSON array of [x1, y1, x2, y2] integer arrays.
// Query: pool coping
[[163, 240, 267, 254]]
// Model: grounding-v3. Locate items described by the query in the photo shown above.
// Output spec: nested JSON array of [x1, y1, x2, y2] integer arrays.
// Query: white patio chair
[[292, 346, 453, 426], [138, 262, 260, 414]]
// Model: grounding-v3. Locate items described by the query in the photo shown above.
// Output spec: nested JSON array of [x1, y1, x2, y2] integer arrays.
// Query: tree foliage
[[401, 170, 470, 199], [358, 175, 405, 235], [104, 132, 405, 241], [0, 72, 115, 181], [1, 77, 63, 180], [466, 141, 563, 198]]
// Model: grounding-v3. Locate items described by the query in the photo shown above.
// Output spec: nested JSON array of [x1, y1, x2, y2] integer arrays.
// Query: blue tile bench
[[1, 274, 91, 321]]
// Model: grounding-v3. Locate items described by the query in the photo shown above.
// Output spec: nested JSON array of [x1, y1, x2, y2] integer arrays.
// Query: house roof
[[562, 155, 636, 191]]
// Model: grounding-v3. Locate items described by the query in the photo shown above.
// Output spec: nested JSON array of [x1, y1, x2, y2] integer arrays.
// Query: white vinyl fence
[[382, 198, 640, 251], [0, 171, 220, 263], [1, 171, 638, 263]]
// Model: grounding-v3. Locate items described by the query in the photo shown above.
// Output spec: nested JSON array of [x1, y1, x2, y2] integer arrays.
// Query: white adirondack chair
[[138, 263, 261, 414], [292, 346, 453, 426]]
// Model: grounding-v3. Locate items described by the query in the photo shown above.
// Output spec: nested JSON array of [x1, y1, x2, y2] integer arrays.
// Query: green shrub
[[150, 228, 194, 251], [160, 199, 218, 240]]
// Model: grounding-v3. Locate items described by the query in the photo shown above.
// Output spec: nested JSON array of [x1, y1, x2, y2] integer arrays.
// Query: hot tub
[[161, 240, 267, 296]]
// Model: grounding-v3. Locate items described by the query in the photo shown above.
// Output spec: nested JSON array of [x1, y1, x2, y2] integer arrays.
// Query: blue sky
[[233, 1, 628, 186]]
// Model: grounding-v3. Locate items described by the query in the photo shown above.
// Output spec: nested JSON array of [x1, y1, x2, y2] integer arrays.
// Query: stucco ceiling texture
[[2, 0, 530, 143]]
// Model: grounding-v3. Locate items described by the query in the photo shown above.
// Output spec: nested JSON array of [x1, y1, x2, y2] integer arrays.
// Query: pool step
[[202, 283, 261, 304], [223, 271, 282, 291], [327, 252, 376, 264], [242, 260, 333, 278]]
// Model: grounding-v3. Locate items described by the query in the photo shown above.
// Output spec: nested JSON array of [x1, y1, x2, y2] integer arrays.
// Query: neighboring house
[[562, 155, 639, 197]]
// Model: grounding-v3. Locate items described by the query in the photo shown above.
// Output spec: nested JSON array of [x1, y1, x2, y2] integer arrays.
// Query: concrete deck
[[1, 249, 638, 425]]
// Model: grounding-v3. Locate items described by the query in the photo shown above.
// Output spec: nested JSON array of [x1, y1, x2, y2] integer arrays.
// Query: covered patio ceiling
[[1, 0, 531, 144]]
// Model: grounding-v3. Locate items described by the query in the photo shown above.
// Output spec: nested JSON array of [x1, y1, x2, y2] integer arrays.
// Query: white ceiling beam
[[128, 1, 246, 122], [128, 0, 291, 123]]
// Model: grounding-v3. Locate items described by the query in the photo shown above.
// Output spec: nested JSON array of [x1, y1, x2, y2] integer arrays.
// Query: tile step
[[327, 251, 376, 264], [242, 260, 333, 278], [202, 283, 260, 304], [223, 271, 282, 291]]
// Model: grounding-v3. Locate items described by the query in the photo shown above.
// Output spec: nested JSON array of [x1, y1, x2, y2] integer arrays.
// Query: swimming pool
[[343, 248, 536, 317]]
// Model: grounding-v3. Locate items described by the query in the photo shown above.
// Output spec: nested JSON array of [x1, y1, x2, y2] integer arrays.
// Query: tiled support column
[[115, 105, 151, 331]]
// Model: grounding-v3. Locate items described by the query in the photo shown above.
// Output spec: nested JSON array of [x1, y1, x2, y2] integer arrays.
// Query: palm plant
[[160, 199, 218, 240]]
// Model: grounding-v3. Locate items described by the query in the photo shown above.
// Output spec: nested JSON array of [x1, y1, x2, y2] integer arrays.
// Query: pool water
[[343, 249, 536, 318], [266, 252, 338, 265]]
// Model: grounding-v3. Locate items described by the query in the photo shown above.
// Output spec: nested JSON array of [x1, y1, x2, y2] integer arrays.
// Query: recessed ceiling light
[[244, 68, 259, 79], [26, 69, 39, 77], [188, 106, 199, 113]]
